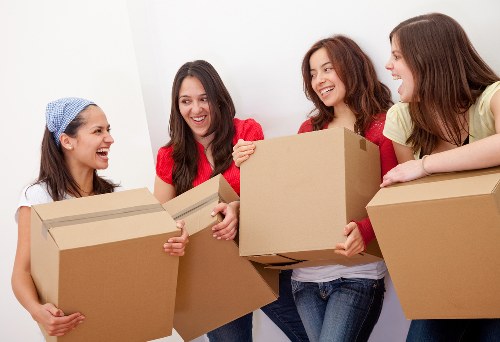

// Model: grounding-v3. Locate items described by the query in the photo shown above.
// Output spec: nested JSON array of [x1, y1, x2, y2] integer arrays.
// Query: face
[[309, 47, 346, 107], [63, 106, 114, 170], [386, 37, 415, 102], [178, 76, 212, 142]]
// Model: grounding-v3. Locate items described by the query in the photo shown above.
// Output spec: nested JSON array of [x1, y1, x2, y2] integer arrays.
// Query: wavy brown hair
[[302, 35, 393, 134], [390, 13, 499, 155], [35, 105, 117, 201], [167, 60, 236, 195]]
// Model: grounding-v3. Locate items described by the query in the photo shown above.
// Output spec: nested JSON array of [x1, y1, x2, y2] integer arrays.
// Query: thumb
[[344, 222, 357, 236], [45, 303, 64, 317]]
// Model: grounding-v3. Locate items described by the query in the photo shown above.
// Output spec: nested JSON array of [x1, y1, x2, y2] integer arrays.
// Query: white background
[[1, 0, 499, 341]]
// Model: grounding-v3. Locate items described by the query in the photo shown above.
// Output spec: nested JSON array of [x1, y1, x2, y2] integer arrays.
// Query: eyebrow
[[310, 61, 332, 71]]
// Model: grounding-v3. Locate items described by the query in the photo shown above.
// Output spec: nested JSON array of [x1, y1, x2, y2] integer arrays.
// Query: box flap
[[48, 211, 177, 249], [33, 188, 161, 224], [368, 170, 500, 207], [162, 175, 239, 236]]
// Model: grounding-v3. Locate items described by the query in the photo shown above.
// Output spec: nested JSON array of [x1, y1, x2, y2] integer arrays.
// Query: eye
[[310, 73, 317, 79], [180, 99, 191, 105], [324, 67, 333, 72], [94, 128, 102, 134], [200, 97, 208, 102]]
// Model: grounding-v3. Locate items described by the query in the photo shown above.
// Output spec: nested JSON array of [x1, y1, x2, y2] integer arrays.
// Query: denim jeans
[[291, 277, 385, 342], [207, 270, 309, 342], [407, 318, 500, 342]]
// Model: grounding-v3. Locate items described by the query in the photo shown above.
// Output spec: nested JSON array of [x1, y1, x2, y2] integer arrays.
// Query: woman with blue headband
[[11, 98, 188, 338]]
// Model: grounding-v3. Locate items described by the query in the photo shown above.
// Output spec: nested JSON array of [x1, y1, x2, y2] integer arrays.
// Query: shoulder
[[233, 118, 264, 141], [383, 102, 413, 145], [156, 145, 174, 165], [21, 182, 53, 206], [298, 118, 314, 134], [477, 81, 500, 113]]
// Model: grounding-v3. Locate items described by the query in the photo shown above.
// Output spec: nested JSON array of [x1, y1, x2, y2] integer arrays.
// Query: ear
[[60, 133, 74, 151]]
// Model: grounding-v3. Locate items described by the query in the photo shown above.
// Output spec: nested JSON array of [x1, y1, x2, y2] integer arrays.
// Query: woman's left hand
[[334, 222, 365, 257], [211, 201, 239, 240]]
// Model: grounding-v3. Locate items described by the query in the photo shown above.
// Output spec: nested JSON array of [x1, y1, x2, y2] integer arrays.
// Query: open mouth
[[320, 87, 334, 95], [192, 115, 207, 123], [97, 148, 109, 159]]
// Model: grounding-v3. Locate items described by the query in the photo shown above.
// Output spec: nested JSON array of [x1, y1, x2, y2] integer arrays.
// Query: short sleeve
[[298, 119, 314, 134], [383, 102, 413, 146], [234, 118, 264, 142], [15, 183, 53, 223], [156, 146, 174, 185]]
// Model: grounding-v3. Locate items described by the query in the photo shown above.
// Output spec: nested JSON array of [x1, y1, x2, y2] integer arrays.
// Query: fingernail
[[167, 239, 173, 243], [213, 234, 217, 238], [217, 237, 221, 240], [211, 211, 215, 216]]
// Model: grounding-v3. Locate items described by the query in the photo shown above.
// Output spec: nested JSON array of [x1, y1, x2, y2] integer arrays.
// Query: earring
[[67, 145, 73, 150]]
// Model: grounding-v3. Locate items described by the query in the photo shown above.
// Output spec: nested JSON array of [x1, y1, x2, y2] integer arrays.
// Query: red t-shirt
[[298, 114, 398, 245], [156, 118, 264, 196]]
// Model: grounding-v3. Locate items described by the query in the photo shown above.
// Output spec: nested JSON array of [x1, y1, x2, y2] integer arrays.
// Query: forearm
[[425, 134, 500, 173], [12, 268, 42, 318]]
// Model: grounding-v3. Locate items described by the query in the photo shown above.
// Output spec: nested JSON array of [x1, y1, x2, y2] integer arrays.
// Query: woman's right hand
[[33, 303, 84, 336], [163, 220, 189, 256], [232, 139, 256, 167]]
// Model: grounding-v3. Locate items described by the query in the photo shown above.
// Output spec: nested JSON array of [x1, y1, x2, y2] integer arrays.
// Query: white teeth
[[393, 75, 401, 80], [192, 116, 206, 122], [97, 148, 109, 153], [320, 87, 334, 95]]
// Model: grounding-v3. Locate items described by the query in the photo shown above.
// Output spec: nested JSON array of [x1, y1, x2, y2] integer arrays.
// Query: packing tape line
[[171, 193, 220, 220], [275, 254, 304, 262], [44, 204, 165, 229]]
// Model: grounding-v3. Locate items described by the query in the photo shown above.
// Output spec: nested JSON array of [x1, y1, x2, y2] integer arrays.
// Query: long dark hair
[[36, 105, 116, 201], [302, 35, 393, 133], [390, 13, 499, 155], [168, 60, 236, 195]]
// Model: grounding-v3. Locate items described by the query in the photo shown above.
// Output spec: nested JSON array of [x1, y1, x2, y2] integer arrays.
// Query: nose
[[192, 101, 203, 114], [385, 59, 393, 71], [104, 132, 114, 144]]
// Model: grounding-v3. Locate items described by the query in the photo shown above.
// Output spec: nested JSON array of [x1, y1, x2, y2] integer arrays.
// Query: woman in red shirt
[[234, 36, 397, 341], [154, 60, 308, 342]]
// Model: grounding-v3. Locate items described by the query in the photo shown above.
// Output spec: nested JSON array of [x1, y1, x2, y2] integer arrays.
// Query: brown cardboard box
[[366, 167, 500, 319], [162, 175, 279, 341], [240, 127, 383, 269], [30, 188, 179, 342]]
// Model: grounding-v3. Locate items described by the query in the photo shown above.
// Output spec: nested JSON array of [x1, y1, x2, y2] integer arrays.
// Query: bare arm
[[153, 176, 176, 203], [12, 206, 84, 336], [382, 91, 500, 186]]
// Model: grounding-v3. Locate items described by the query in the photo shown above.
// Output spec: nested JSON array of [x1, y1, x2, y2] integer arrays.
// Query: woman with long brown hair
[[154, 60, 309, 341], [234, 35, 397, 341], [382, 12, 500, 341]]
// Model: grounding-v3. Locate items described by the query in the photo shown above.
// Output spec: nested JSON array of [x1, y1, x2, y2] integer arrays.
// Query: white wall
[[0, 0, 167, 341], [127, 0, 500, 341], [2, 0, 499, 341]]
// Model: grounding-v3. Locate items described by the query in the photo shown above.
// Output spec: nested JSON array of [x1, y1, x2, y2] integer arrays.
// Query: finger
[[335, 242, 346, 250], [234, 155, 250, 167], [233, 139, 254, 151], [211, 203, 227, 216], [45, 303, 65, 317], [334, 249, 348, 256], [176, 220, 185, 230], [217, 223, 237, 239], [344, 222, 357, 236]]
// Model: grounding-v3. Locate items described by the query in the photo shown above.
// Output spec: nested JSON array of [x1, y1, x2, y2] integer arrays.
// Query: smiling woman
[[154, 60, 309, 342]]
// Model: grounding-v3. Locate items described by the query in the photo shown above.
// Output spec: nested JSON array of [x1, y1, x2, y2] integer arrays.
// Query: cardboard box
[[31, 188, 180, 342], [240, 127, 383, 268], [366, 167, 500, 319], [162, 175, 279, 341]]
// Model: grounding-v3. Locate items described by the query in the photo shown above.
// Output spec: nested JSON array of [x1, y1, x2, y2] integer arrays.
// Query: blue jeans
[[292, 277, 385, 342], [407, 319, 500, 342], [207, 270, 309, 342]]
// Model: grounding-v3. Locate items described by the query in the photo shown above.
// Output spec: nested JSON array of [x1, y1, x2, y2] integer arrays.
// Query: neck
[[329, 103, 356, 131], [196, 132, 215, 151], [68, 162, 95, 196]]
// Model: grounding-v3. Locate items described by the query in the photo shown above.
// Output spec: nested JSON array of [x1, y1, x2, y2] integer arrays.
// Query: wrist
[[421, 155, 432, 176]]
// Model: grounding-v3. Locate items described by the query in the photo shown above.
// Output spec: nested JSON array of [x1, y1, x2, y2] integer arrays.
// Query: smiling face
[[62, 105, 114, 171], [309, 47, 346, 108], [386, 37, 415, 102], [178, 76, 212, 142]]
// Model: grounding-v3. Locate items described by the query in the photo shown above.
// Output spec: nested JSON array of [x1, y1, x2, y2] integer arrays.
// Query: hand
[[211, 201, 239, 240], [163, 221, 189, 256], [335, 222, 365, 257], [232, 139, 256, 167], [380, 159, 428, 187], [33, 303, 84, 336]]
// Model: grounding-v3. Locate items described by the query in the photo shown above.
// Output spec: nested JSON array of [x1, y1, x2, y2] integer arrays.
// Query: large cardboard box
[[31, 188, 180, 342], [240, 127, 383, 268], [163, 175, 279, 341], [366, 167, 500, 319]]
